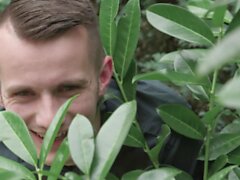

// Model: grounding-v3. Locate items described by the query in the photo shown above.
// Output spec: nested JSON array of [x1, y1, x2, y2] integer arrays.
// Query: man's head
[[0, 0, 112, 165]]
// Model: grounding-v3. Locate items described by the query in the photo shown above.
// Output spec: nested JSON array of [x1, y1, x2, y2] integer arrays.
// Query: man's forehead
[[0, 19, 18, 38]]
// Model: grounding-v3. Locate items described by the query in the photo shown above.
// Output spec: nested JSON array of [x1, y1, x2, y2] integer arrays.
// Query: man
[[0, 0, 201, 178]]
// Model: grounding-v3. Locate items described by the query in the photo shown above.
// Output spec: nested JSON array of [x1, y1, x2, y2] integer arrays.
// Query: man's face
[[0, 21, 112, 165]]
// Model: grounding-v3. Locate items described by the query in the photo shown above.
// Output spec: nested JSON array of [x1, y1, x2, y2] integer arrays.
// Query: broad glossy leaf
[[64, 172, 83, 180], [124, 124, 145, 148], [121, 170, 144, 180], [39, 95, 77, 169], [68, 114, 94, 175], [0, 170, 18, 180], [228, 147, 240, 165], [197, 27, 240, 75], [106, 173, 119, 180], [227, 9, 240, 34], [48, 139, 70, 180], [133, 71, 208, 86], [0, 156, 35, 180], [220, 120, 240, 134], [137, 167, 181, 180], [208, 133, 240, 160], [160, 49, 207, 71], [212, 5, 227, 27], [202, 106, 222, 126], [209, 155, 228, 177], [122, 60, 137, 101], [160, 49, 210, 100], [157, 104, 206, 140], [99, 0, 119, 55], [0, 111, 37, 166], [113, 0, 140, 80], [175, 171, 193, 180], [187, 85, 210, 101], [160, 49, 206, 63], [209, 165, 237, 180], [217, 77, 240, 109], [188, 0, 212, 9], [187, 5, 232, 24], [173, 50, 210, 100], [228, 168, 240, 180], [146, 4, 215, 46], [91, 101, 136, 179], [228, 146, 240, 165], [210, 0, 236, 9], [149, 125, 170, 163]]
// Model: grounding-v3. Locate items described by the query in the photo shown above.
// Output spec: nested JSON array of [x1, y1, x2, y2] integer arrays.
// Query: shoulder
[[103, 79, 188, 142]]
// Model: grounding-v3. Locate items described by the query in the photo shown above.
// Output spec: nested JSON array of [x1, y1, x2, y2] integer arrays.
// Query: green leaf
[[160, 49, 206, 64], [208, 133, 240, 160], [0, 111, 38, 166], [133, 71, 208, 86], [0, 156, 35, 180], [121, 170, 144, 180], [209, 165, 237, 180], [227, 8, 240, 34], [122, 60, 137, 101], [106, 173, 119, 180], [220, 120, 240, 134], [197, 27, 240, 75], [228, 146, 240, 165], [157, 104, 206, 140], [212, 5, 227, 27], [173, 49, 210, 100], [137, 167, 181, 180], [0, 170, 18, 180], [160, 49, 210, 100], [149, 125, 171, 164], [124, 125, 145, 148], [64, 172, 83, 180], [68, 114, 94, 175], [48, 139, 70, 180], [39, 95, 77, 169], [217, 77, 240, 109], [202, 106, 222, 126], [91, 101, 137, 179], [113, 0, 140, 80], [99, 0, 119, 55], [146, 4, 215, 46], [229, 149, 240, 167], [209, 155, 228, 177], [228, 167, 240, 180]]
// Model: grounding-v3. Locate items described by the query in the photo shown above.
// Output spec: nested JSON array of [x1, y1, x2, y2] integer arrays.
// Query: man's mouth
[[30, 130, 67, 141]]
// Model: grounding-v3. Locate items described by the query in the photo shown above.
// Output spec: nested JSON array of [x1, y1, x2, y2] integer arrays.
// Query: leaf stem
[[113, 70, 128, 102], [204, 69, 219, 180], [36, 168, 42, 180], [203, 126, 211, 180], [209, 70, 218, 110], [113, 70, 159, 168]]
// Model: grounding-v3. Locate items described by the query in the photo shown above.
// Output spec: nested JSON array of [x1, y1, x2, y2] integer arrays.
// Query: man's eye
[[14, 90, 34, 97]]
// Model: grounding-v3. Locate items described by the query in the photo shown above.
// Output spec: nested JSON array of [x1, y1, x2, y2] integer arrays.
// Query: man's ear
[[98, 56, 113, 97]]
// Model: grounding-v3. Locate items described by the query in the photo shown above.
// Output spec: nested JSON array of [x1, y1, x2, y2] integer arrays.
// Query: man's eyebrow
[[6, 85, 32, 93], [58, 79, 89, 86]]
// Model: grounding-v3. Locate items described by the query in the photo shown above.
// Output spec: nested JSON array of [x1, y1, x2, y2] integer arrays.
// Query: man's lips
[[30, 130, 67, 142]]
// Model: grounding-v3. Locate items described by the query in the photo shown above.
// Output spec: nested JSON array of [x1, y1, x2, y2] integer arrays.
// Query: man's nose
[[35, 93, 60, 129]]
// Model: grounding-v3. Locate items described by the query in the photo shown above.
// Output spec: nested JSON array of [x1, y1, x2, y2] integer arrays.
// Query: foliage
[[1, 0, 240, 179]]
